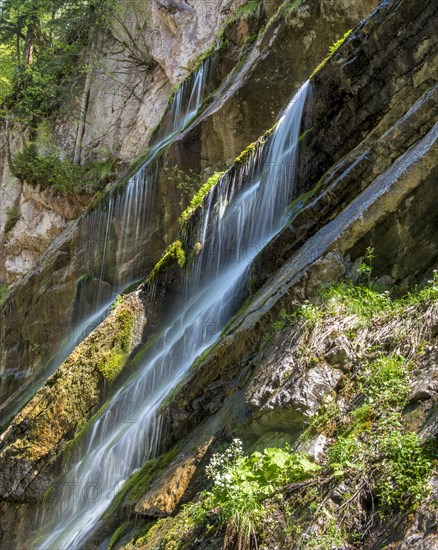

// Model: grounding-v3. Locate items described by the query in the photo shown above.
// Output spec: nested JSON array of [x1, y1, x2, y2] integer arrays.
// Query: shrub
[[199, 439, 319, 548], [12, 143, 115, 196]]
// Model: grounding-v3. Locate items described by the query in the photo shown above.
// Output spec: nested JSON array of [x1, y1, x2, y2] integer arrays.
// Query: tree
[[0, 0, 115, 124]]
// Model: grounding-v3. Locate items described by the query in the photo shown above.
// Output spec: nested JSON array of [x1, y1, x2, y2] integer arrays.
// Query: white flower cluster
[[206, 438, 243, 489]]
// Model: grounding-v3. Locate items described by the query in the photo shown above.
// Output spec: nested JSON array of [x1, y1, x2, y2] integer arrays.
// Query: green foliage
[[310, 29, 352, 78], [196, 439, 319, 547], [360, 354, 410, 410], [308, 398, 341, 434], [165, 165, 201, 200], [304, 515, 346, 549], [325, 353, 434, 511], [376, 430, 434, 511], [0, 283, 9, 306], [179, 171, 224, 228], [4, 203, 19, 232], [319, 269, 438, 327], [0, 42, 14, 103], [357, 246, 375, 287], [0, 0, 116, 122], [11, 142, 115, 195]]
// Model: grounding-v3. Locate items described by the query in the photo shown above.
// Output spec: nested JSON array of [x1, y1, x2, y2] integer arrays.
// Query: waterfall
[[33, 81, 309, 549], [0, 57, 212, 428], [84, 54, 211, 294]]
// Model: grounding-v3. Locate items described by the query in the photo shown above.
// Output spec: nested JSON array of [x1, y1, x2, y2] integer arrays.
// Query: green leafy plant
[[325, 353, 434, 512], [200, 439, 319, 549], [357, 246, 375, 287], [11, 142, 115, 195], [165, 165, 202, 200], [376, 430, 434, 511]]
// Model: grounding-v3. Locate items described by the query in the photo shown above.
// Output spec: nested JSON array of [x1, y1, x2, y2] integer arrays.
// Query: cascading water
[[33, 81, 309, 549], [84, 53, 212, 294], [0, 56, 212, 427]]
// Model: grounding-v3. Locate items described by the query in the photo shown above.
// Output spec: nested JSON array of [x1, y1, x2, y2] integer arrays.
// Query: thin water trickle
[[33, 81, 309, 549], [85, 56, 211, 293], [0, 57, 213, 427]]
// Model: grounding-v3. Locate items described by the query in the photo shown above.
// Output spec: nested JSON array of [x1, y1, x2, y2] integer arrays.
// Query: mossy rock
[[0, 294, 145, 501]]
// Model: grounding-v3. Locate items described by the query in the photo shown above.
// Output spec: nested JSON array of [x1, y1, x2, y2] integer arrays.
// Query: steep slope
[[0, 0, 373, 433], [0, 0, 436, 548]]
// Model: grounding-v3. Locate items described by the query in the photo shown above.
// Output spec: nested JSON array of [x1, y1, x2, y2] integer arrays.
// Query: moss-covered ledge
[[0, 294, 146, 503]]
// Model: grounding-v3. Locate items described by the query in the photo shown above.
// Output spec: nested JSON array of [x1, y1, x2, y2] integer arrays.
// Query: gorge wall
[[0, 0, 436, 549]]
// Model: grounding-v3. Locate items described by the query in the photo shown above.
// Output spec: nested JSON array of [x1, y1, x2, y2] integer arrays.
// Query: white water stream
[[34, 80, 309, 549]]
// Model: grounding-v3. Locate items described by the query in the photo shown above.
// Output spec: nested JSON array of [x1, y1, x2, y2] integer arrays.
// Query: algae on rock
[[0, 294, 145, 502]]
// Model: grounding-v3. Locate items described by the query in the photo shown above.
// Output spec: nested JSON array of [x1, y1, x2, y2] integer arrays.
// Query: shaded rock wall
[[0, 293, 146, 503], [0, 0, 373, 425], [0, 0, 248, 285]]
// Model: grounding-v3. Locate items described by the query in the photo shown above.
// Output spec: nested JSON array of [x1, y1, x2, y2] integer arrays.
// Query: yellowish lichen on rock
[[0, 295, 143, 470]]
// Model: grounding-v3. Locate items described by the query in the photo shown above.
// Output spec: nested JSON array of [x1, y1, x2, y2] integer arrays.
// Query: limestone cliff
[[0, 0, 248, 284]]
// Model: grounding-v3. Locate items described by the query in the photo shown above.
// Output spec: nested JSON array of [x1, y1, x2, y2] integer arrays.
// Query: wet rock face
[[0, 294, 145, 503], [158, 0, 437, 452], [0, 0, 249, 286], [0, 1, 375, 416]]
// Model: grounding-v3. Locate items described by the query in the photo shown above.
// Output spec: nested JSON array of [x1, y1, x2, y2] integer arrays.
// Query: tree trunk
[[23, 26, 35, 65], [73, 45, 94, 165]]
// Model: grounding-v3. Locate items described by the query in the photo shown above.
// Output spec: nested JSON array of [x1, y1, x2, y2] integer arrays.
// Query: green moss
[[4, 204, 20, 233], [96, 307, 136, 384], [284, 174, 322, 220], [234, 140, 259, 166], [310, 30, 352, 79], [102, 446, 181, 521], [221, 294, 254, 336], [227, 0, 263, 26], [146, 240, 186, 284], [108, 520, 136, 550], [76, 273, 92, 285], [192, 38, 228, 73], [234, 122, 278, 167], [179, 172, 224, 229], [98, 350, 126, 385], [0, 283, 9, 306]]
